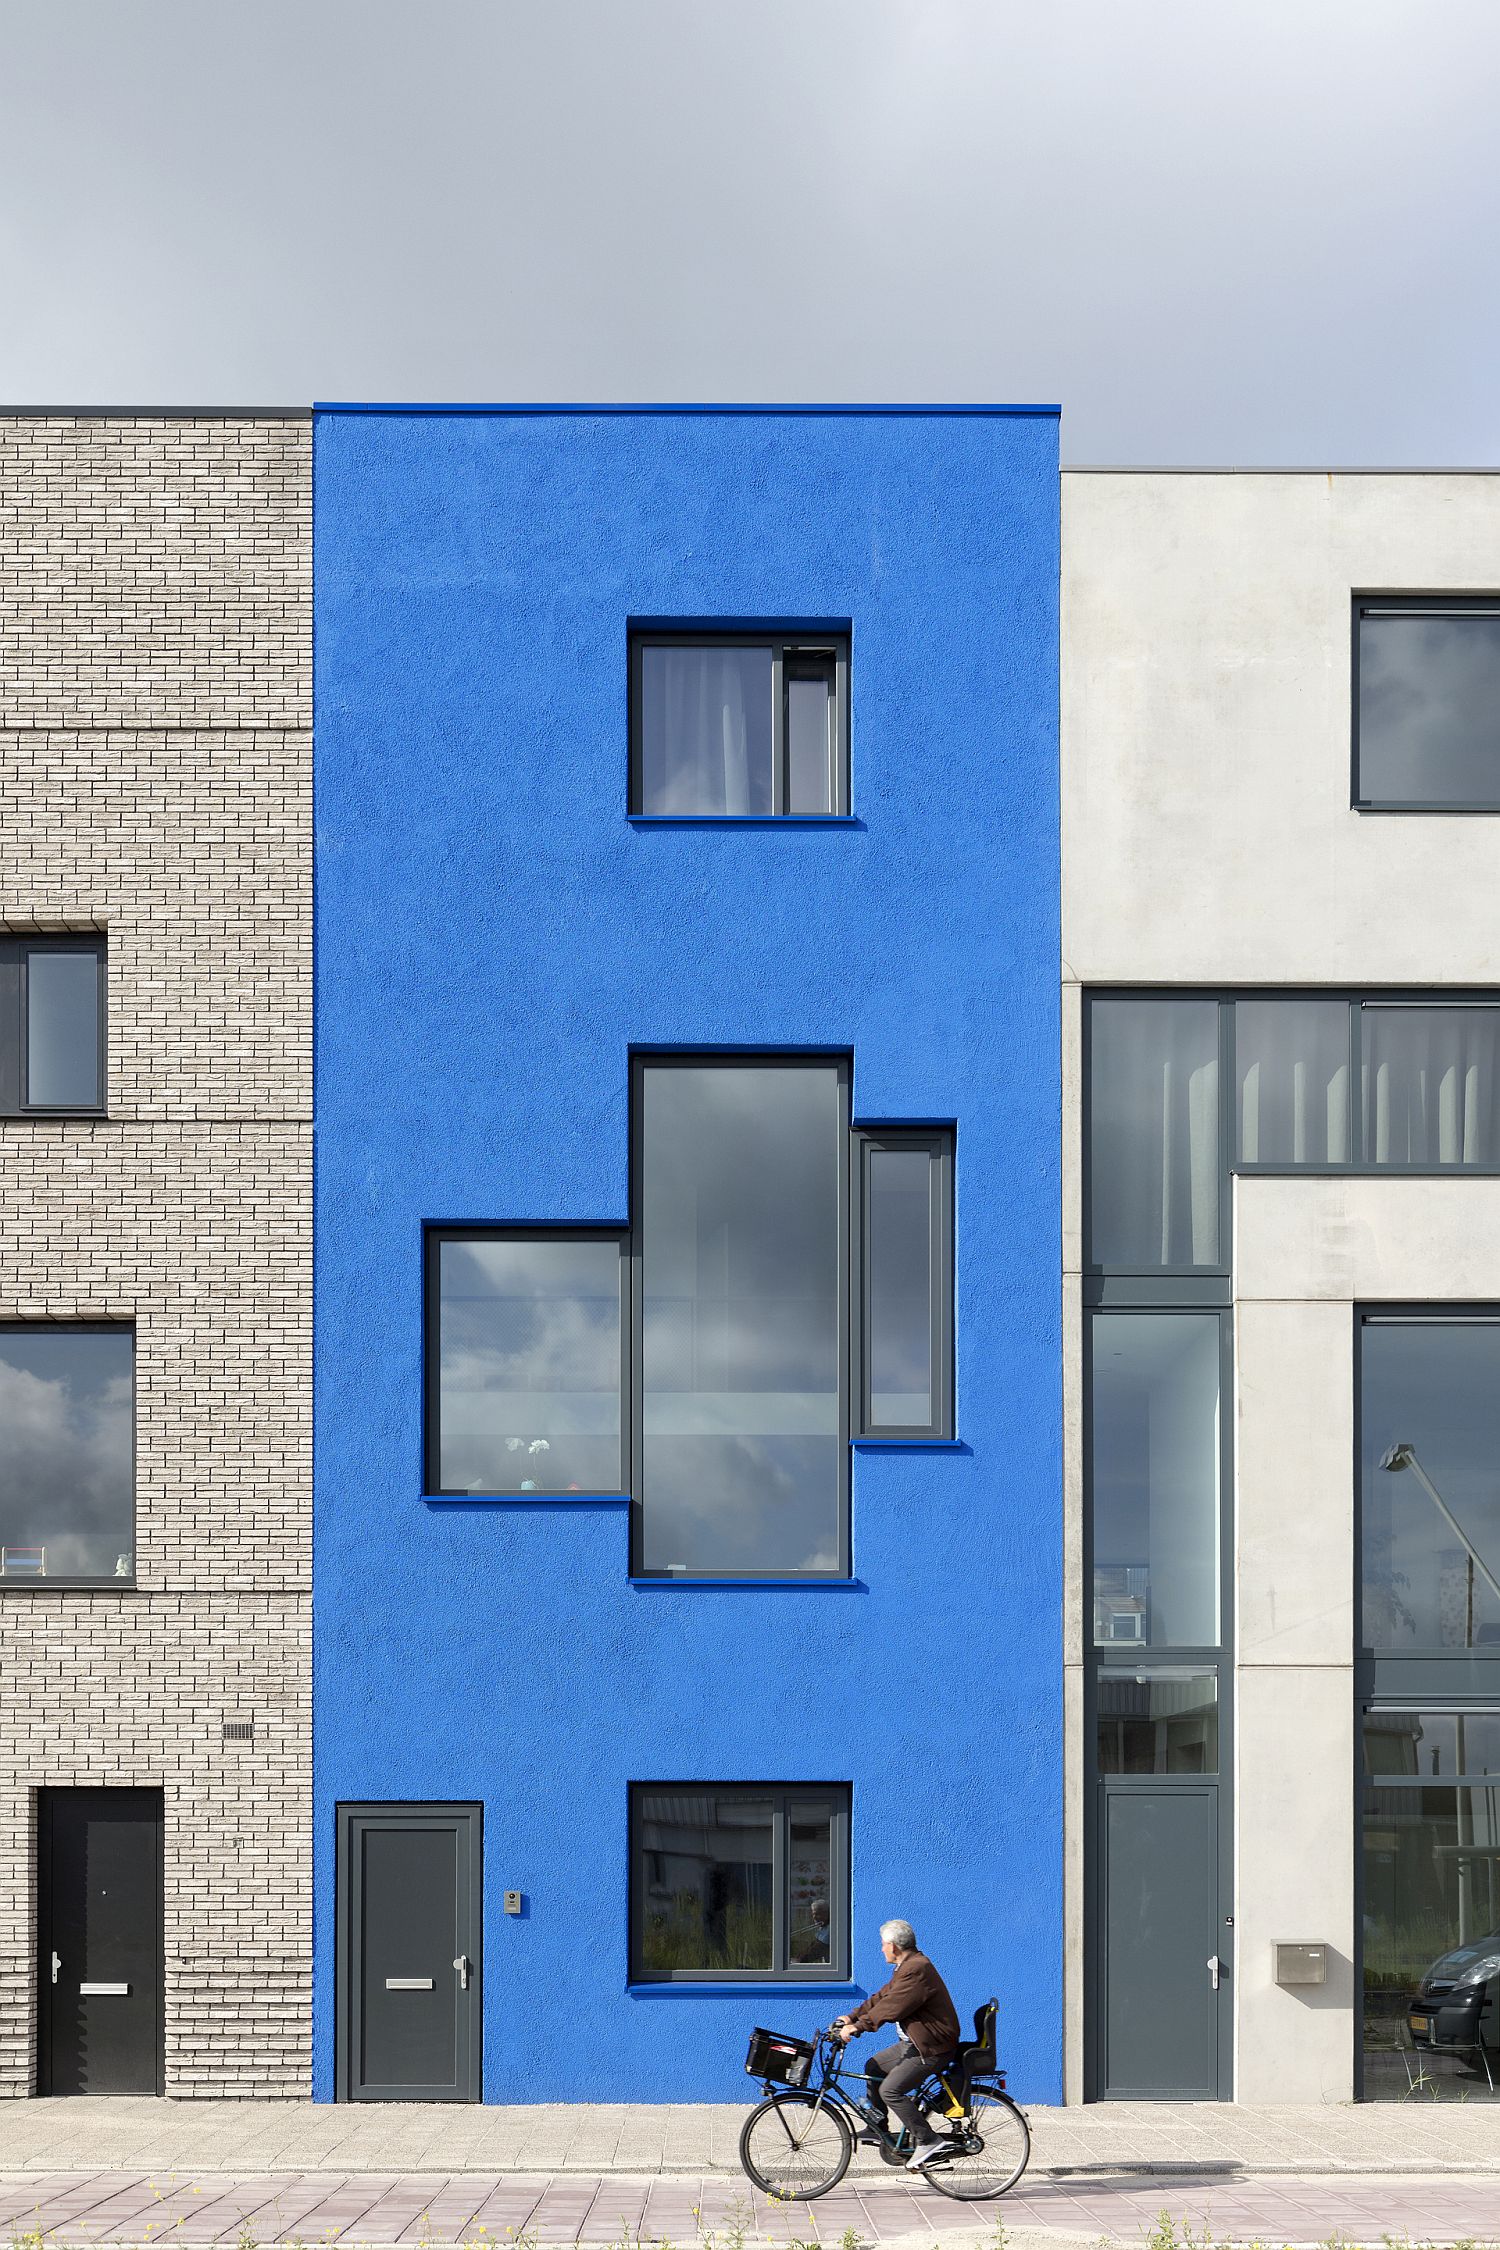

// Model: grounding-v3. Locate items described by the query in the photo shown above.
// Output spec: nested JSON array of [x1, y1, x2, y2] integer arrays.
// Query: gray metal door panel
[[338, 1803, 481, 2102], [38, 1787, 164, 2096], [1100, 1784, 1221, 2098]]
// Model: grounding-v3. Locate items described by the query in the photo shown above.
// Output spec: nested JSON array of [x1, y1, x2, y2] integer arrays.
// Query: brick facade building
[[0, 415, 311, 2095]]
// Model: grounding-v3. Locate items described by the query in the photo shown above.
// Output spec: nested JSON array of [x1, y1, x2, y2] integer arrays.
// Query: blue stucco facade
[[312, 406, 1062, 2102]]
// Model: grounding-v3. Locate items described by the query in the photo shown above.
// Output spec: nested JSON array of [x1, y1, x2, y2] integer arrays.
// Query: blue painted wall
[[312, 406, 1062, 2102]]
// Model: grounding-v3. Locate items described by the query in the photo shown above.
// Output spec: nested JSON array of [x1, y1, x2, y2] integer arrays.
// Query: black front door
[[337, 1803, 482, 2101], [38, 1788, 164, 2095]]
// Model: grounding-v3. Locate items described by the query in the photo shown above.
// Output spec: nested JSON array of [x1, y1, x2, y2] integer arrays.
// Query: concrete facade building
[[1063, 470, 1500, 2104], [0, 416, 312, 2095]]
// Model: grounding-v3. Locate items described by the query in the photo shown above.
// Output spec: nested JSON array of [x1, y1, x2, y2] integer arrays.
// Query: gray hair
[[879, 1918, 917, 1952]]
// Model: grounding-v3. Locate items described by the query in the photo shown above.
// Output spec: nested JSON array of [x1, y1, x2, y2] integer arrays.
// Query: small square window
[[0, 937, 106, 1115], [1354, 597, 1500, 810], [0, 1325, 134, 1585], [630, 1783, 850, 1982], [426, 1230, 626, 1496], [852, 1131, 954, 1439], [630, 632, 849, 817]]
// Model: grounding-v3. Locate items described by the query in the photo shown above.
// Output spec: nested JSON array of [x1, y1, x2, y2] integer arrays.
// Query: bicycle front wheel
[[924, 2082, 1030, 2200], [739, 2091, 853, 2200]]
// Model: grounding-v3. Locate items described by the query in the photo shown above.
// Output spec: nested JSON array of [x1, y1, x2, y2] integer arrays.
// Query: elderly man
[[833, 1918, 961, 2172]]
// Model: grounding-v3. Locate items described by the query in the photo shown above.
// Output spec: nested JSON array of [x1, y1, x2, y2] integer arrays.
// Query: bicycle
[[738, 2002, 1031, 2202]]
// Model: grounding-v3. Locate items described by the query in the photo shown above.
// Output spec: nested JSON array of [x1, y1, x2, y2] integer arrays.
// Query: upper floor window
[[630, 631, 849, 818], [0, 1325, 134, 1586], [1354, 597, 1500, 811], [0, 936, 105, 1115], [853, 1131, 954, 1440]]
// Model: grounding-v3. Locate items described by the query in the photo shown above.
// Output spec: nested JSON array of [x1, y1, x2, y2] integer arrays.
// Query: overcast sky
[[1, 0, 1496, 463]]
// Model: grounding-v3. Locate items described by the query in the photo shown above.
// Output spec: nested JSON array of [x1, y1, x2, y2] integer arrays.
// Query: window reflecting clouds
[[638, 1060, 845, 1576], [1358, 607, 1500, 808], [0, 1327, 133, 1582], [433, 1235, 624, 1495]]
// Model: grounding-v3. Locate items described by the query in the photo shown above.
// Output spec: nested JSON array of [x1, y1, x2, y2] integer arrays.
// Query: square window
[[853, 1131, 954, 1439], [0, 1325, 134, 1585], [630, 1784, 850, 1981], [1354, 598, 1500, 810], [426, 1231, 626, 1496], [630, 632, 849, 817], [0, 937, 106, 1115]]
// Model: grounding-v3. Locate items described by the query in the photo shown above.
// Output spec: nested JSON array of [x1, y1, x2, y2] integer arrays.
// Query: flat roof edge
[[1064, 463, 1500, 476], [313, 400, 1060, 418], [0, 406, 312, 420]]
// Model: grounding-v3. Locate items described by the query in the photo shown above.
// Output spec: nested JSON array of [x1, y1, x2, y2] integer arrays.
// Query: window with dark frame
[[630, 1783, 850, 1982], [426, 1230, 627, 1497], [853, 1130, 954, 1440], [1354, 597, 1500, 812], [630, 631, 849, 817], [0, 1324, 134, 1586], [0, 936, 106, 1115]]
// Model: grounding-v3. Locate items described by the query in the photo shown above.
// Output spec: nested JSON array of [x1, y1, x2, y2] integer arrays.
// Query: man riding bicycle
[[832, 1918, 961, 2172]]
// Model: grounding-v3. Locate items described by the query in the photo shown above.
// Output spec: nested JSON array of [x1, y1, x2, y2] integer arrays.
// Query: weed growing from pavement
[[1131, 2218, 1497, 2250]]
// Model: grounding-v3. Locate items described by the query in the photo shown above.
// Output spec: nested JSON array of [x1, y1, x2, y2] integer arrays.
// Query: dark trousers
[[865, 2039, 948, 2145]]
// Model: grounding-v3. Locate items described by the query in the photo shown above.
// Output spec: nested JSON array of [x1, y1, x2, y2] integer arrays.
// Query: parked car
[[1408, 1931, 1500, 2060]]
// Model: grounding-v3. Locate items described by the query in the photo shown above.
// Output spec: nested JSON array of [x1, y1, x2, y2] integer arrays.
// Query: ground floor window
[[1362, 1708, 1500, 2098], [630, 1784, 849, 1983]]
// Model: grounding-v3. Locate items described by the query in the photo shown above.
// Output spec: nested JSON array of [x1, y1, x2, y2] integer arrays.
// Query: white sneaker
[[906, 2141, 950, 2172]]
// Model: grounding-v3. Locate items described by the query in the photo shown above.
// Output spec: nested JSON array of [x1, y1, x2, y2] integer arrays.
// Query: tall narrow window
[[630, 1784, 850, 1982], [854, 1131, 953, 1439], [635, 1057, 847, 1578], [1089, 1312, 1221, 1649], [427, 1232, 625, 1496], [0, 1326, 134, 1585], [1087, 998, 1222, 1271], [631, 632, 849, 817], [1355, 599, 1500, 810], [0, 937, 105, 1115]]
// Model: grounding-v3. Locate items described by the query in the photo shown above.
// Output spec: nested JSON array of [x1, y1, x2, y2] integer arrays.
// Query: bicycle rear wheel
[[923, 2082, 1030, 2200], [739, 2091, 853, 2199]]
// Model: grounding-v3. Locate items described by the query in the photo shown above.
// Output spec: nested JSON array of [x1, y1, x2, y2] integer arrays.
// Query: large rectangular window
[[635, 1058, 847, 1577], [630, 1784, 849, 1982], [1361, 1710, 1500, 2099], [1360, 1316, 1500, 1653], [426, 1231, 626, 1496], [0, 937, 105, 1115], [630, 632, 849, 818], [854, 1131, 953, 1440], [1090, 1312, 1221, 1649], [0, 1326, 134, 1584], [1087, 998, 1222, 1271], [1355, 599, 1500, 811]]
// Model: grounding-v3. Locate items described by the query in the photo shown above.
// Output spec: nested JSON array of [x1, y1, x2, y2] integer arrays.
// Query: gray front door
[[1098, 1783, 1224, 2098], [337, 1803, 481, 2102]]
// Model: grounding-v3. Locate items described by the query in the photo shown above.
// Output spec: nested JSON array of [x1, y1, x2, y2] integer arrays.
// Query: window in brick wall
[[0, 1326, 135, 1585], [0, 937, 106, 1114]]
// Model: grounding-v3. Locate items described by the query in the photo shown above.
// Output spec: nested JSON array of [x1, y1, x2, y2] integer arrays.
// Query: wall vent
[[222, 1719, 255, 1745]]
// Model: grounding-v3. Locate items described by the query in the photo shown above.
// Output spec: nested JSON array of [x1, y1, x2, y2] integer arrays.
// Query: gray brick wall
[[0, 415, 311, 2095]]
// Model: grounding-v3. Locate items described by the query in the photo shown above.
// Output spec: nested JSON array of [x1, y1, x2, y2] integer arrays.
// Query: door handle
[[1207, 1955, 1221, 1991], [453, 1954, 472, 1990], [50, 1952, 62, 1987]]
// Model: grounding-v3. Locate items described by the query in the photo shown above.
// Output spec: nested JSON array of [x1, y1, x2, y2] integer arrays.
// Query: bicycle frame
[[756, 2028, 979, 2145]]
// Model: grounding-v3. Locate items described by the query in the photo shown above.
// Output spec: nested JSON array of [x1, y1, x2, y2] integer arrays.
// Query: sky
[[1, 0, 1497, 463]]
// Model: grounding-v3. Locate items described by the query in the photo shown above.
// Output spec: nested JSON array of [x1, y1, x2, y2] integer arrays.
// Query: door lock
[[50, 1952, 61, 1987], [453, 1954, 472, 1990], [1207, 1955, 1221, 1991]]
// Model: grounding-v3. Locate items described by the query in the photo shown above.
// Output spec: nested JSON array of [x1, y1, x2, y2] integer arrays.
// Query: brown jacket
[[849, 1948, 961, 2060]]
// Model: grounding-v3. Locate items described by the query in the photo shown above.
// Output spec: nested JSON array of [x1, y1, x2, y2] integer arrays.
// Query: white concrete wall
[[1062, 471, 1500, 2105]]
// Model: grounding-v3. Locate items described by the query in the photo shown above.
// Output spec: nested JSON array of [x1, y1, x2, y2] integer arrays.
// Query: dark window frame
[[851, 1128, 954, 1440], [0, 935, 107, 1117], [629, 1052, 852, 1581], [628, 1781, 851, 1984], [423, 1226, 629, 1498], [0, 1320, 136, 1591], [628, 629, 851, 818], [1352, 593, 1500, 815]]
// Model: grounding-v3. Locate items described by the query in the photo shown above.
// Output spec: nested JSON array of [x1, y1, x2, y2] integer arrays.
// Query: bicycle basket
[[744, 2027, 816, 2087]]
